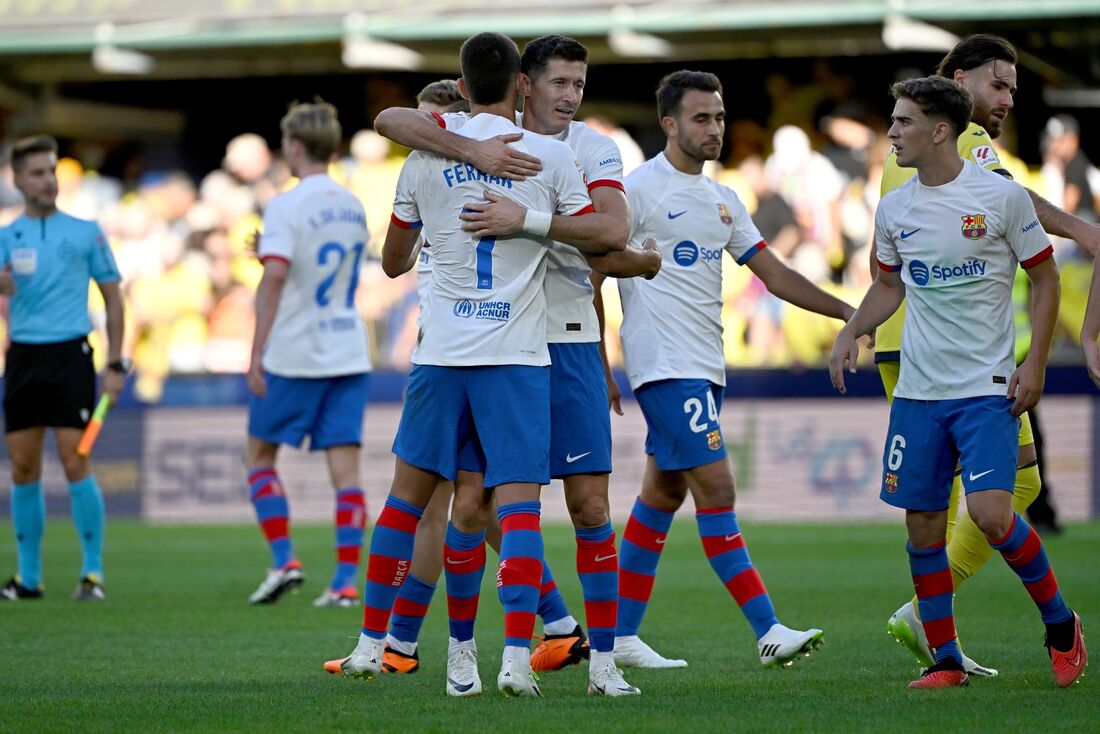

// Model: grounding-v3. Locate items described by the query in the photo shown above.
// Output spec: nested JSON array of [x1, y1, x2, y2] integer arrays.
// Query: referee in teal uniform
[[0, 135, 126, 602]]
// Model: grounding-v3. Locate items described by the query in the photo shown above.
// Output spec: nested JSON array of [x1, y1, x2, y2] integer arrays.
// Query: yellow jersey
[[874, 122, 1012, 358]]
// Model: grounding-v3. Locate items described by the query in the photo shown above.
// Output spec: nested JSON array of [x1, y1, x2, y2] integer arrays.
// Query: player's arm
[[460, 188, 626, 254], [589, 271, 623, 415], [248, 258, 288, 398], [373, 107, 541, 180], [1010, 256, 1059, 415], [95, 279, 125, 402], [747, 248, 854, 321], [829, 267, 905, 394], [1080, 260, 1100, 388], [1025, 188, 1100, 256], [381, 220, 423, 278]]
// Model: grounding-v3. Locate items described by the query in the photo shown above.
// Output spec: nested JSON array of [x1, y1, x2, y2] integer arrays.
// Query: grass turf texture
[[1, 520, 1096, 733]]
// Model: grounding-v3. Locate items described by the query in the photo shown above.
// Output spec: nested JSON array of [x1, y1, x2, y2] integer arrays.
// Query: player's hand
[[1083, 337, 1100, 389], [100, 369, 124, 403], [641, 237, 662, 279], [470, 134, 542, 180], [1007, 356, 1045, 416], [607, 372, 623, 415], [247, 360, 267, 398], [828, 325, 859, 394], [0, 264, 15, 296], [461, 190, 525, 239]]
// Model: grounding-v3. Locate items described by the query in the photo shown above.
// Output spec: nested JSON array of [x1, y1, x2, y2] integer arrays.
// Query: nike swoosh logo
[[724, 534, 741, 542], [594, 553, 617, 562], [667, 210, 687, 219], [900, 228, 921, 239], [448, 678, 475, 692], [969, 469, 994, 481], [565, 451, 592, 463], [446, 557, 473, 565], [655, 537, 666, 544]]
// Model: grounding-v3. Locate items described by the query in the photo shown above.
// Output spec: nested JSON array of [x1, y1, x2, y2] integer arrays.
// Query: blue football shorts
[[634, 378, 728, 471], [547, 342, 612, 479], [248, 372, 370, 451], [392, 363, 550, 488], [881, 395, 1020, 511]]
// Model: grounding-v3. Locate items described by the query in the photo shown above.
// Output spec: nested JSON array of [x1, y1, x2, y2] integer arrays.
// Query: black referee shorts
[[3, 336, 96, 433]]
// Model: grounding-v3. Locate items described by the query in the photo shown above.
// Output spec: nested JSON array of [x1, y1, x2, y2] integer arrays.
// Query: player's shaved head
[[891, 76, 973, 137], [521, 35, 587, 79], [11, 134, 58, 173], [936, 34, 1017, 78], [657, 70, 722, 120], [459, 32, 521, 106], [416, 80, 468, 113]]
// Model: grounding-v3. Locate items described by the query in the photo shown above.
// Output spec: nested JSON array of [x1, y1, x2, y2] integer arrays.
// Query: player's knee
[[567, 491, 609, 529], [451, 493, 489, 533], [968, 504, 1012, 541], [9, 458, 41, 485], [60, 455, 90, 483]]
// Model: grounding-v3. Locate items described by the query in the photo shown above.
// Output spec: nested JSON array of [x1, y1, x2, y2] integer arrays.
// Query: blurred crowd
[[1, 93, 1097, 402]]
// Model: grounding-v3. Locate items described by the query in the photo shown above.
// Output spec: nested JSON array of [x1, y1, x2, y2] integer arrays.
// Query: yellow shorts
[[877, 360, 1034, 447]]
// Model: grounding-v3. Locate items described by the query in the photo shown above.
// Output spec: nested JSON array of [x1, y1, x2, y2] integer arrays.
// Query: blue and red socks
[[616, 497, 673, 637], [537, 561, 578, 636], [575, 522, 618, 653], [908, 540, 962, 665], [696, 508, 779, 639], [361, 496, 423, 640], [12, 481, 45, 589], [389, 575, 437, 651], [444, 522, 487, 642], [248, 468, 295, 570], [68, 475, 105, 580], [497, 501, 544, 655], [330, 488, 366, 592], [990, 513, 1072, 625]]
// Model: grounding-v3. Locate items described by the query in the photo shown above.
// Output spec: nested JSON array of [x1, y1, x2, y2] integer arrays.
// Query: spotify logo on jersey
[[909, 260, 930, 286], [673, 241, 699, 266]]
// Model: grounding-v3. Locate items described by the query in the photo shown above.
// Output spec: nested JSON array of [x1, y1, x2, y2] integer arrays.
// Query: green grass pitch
[[1, 520, 1096, 732]]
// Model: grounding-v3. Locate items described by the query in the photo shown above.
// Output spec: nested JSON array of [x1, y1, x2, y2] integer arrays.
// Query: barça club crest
[[717, 203, 732, 225], [961, 214, 987, 240], [707, 429, 723, 451]]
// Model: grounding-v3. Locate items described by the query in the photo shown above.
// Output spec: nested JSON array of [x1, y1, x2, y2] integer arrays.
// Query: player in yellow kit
[[877, 35, 1100, 677]]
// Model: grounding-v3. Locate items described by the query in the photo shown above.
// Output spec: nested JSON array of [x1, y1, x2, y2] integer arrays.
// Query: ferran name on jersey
[[717, 203, 733, 225], [442, 162, 514, 189], [961, 214, 987, 240]]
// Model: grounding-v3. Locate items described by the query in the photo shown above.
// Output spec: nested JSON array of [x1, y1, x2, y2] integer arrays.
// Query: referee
[[0, 135, 126, 602]]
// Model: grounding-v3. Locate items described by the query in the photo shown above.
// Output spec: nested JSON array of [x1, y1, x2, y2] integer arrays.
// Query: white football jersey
[[875, 160, 1052, 400], [393, 112, 593, 367], [543, 121, 625, 343], [414, 236, 431, 329], [257, 174, 372, 377], [435, 113, 625, 344], [618, 153, 766, 390]]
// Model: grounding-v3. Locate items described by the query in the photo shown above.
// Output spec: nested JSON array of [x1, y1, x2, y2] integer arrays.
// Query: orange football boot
[[1048, 612, 1087, 687], [531, 625, 590, 672]]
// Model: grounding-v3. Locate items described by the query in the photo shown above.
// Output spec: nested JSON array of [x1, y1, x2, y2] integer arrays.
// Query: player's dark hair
[[416, 80, 468, 112], [520, 35, 588, 79], [936, 34, 1017, 78], [280, 99, 342, 163], [891, 76, 973, 137], [459, 32, 521, 105], [656, 70, 723, 120], [10, 134, 58, 172]]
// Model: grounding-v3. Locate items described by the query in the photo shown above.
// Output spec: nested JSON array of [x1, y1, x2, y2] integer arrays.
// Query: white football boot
[[445, 638, 483, 697], [339, 635, 385, 680], [757, 623, 824, 667], [613, 635, 688, 668], [588, 652, 641, 696]]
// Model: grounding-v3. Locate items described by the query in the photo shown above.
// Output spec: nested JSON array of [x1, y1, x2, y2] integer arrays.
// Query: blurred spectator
[[224, 133, 272, 185], [1043, 115, 1100, 224]]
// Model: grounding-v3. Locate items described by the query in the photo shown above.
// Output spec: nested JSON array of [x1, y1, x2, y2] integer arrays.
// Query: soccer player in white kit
[[336, 32, 614, 698], [245, 101, 373, 607], [370, 35, 661, 696], [831, 76, 1086, 689], [613, 71, 854, 670]]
